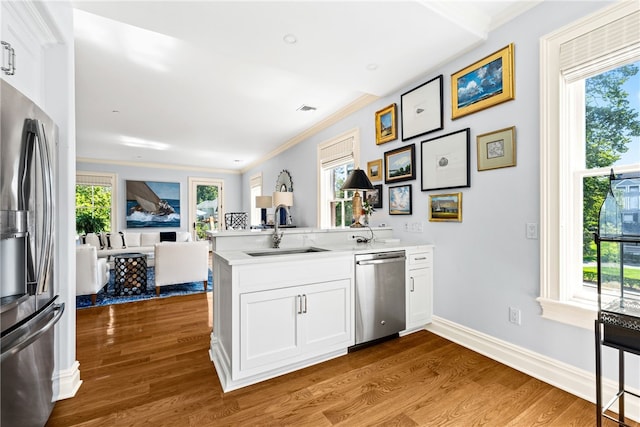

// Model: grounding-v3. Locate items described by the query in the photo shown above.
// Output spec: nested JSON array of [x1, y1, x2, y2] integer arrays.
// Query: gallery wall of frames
[[368, 43, 517, 224]]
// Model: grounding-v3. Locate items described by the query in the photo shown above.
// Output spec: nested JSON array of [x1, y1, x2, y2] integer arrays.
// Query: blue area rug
[[76, 267, 213, 309]]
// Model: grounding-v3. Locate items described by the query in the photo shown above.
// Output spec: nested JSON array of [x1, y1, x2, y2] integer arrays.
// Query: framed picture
[[126, 180, 180, 228], [375, 103, 397, 145], [429, 193, 462, 222], [421, 128, 470, 191], [451, 43, 515, 120], [389, 184, 412, 215], [367, 159, 383, 182], [476, 126, 516, 171], [384, 144, 416, 184], [401, 75, 443, 141], [364, 184, 383, 209]]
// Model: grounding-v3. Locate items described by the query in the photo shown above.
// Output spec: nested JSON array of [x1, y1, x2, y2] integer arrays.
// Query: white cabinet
[[1, 1, 61, 105], [240, 279, 351, 373], [406, 248, 433, 331]]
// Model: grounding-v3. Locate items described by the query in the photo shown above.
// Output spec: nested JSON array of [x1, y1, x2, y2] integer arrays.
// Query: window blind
[[560, 10, 640, 82], [76, 172, 115, 187], [319, 136, 354, 168], [249, 173, 262, 189]]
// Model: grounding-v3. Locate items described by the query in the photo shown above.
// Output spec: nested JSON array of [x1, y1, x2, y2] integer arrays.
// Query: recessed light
[[112, 110, 120, 113], [234, 159, 242, 163], [283, 34, 298, 44], [366, 63, 378, 71]]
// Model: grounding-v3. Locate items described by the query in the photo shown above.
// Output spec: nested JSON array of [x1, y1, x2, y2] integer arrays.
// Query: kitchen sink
[[245, 247, 329, 257]]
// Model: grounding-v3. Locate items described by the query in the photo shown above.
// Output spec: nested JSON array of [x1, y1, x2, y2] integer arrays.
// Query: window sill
[[537, 297, 597, 330]]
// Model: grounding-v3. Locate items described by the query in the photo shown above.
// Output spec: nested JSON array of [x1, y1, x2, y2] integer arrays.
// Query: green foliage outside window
[[75, 184, 111, 234], [583, 63, 640, 262]]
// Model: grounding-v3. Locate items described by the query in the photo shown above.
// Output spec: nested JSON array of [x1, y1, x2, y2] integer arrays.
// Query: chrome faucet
[[272, 204, 285, 248]]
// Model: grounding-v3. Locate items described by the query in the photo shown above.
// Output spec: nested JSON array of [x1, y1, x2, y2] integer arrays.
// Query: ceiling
[[73, 0, 541, 172]]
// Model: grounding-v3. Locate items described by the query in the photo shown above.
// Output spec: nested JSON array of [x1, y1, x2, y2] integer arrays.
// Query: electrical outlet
[[404, 222, 409, 231], [509, 307, 522, 325], [526, 223, 538, 239]]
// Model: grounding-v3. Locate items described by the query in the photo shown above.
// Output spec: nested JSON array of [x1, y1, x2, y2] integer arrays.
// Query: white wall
[[242, 0, 638, 388], [76, 161, 244, 232]]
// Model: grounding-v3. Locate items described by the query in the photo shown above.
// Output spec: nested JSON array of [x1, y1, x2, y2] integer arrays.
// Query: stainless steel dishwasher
[[352, 250, 406, 350]]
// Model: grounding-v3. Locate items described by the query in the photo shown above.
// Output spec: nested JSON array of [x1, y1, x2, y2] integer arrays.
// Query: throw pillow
[[124, 232, 141, 247], [84, 233, 100, 249]]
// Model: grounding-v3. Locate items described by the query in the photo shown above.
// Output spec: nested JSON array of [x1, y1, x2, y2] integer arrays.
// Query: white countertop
[[206, 226, 392, 238], [214, 240, 433, 265]]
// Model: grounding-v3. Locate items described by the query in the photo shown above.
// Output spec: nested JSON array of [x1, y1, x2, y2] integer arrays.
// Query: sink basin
[[245, 247, 329, 257]]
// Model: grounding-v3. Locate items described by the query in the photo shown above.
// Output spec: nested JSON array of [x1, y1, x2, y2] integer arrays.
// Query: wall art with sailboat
[[126, 180, 181, 228]]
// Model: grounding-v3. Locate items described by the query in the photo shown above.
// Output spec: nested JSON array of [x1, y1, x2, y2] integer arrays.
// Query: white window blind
[[319, 136, 354, 168], [249, 173, 262, 189], [560, 10, 640, 82], [76, 172, 115, 187]]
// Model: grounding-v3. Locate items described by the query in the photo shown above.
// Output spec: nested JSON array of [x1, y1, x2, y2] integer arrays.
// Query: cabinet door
[[1, 1, 45, 104], [240, 288, 301, 372], [301, 279, 352, 354], [408, 267, 432, 328]]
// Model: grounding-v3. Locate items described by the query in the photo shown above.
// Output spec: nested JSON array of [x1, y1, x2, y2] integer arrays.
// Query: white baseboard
[[426, 316, 639, 422], [54, 360, 82, 401]]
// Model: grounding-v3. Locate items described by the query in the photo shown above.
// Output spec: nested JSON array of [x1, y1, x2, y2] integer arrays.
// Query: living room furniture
[[76, 244, 110, 305], [113, 253, 147, 296], [81, 231, 192, 260], [154, 241, 209, 296], [224, 212, 248, 230]]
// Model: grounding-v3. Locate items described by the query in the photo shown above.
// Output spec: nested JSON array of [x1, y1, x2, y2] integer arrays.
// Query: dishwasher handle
[[356, 256, 405, 266]]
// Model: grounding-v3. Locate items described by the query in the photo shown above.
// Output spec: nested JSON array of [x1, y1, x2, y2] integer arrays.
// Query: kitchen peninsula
[[208, 228, 434, 392]]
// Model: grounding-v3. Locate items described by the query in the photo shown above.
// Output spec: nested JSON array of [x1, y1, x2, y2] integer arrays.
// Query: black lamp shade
[[341, 168, 374, 190]]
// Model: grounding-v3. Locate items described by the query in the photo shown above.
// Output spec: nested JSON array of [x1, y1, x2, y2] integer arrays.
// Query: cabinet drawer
[[409, 252, 431, 266]]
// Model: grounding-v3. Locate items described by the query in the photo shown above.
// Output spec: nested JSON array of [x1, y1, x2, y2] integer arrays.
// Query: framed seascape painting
[[476, 126, 516, 171], [389, 184, 412, 215], [384, 144, 416, 184], [421, 128, 470, 191], [401, 75, 444, 141], [126, 180, 181, 228], [375, 103, 397, 145], [429, 193, 462, 222], [451, 43, 515, 119]]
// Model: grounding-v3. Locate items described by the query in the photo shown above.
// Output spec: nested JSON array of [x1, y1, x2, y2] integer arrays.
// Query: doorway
[[188, 177, 224, 240]]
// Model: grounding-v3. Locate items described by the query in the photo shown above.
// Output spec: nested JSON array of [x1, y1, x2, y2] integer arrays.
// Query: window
[[317, 128, 360, 228], [539, 2, 640, 329], [75, 172, 116, 235], [249, 173, 262, 226], [188, 177, 223, 239]]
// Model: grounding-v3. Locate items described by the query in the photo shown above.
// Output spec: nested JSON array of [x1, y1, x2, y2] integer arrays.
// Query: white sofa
[[76, 244, 110, 305], [154, 241, 209, 296], [81, 231, 192, 259]]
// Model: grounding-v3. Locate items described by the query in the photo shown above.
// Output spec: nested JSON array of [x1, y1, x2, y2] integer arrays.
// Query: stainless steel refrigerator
[[1, 79, 65, 426]]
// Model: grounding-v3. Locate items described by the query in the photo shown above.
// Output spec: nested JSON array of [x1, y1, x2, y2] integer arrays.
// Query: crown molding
[[76, 157, 241, 175]]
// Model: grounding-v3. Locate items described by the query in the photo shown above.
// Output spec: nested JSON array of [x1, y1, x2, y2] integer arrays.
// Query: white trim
[[77, 157, 241, 175], [53, 360, 82, 401], [426, 316, 639, 421]]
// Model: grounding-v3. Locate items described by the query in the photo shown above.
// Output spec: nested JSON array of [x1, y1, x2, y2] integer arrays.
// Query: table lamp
[[255, 195, 272, 225], [272, 191, 293, 225], [341, 168, 374, 227]]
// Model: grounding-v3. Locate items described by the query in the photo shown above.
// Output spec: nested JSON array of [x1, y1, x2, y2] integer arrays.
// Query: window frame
[[249, 173, 263, 226], [538, 1, 640, 330], [317, 128, 360, 228]]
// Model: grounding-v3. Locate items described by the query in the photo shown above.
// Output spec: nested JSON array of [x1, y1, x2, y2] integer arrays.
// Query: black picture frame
[[420, 128, 470, 191], [384, 144, 416, 184], [364, 184, 383, 209], [389, 184, 412, 215], [401, 75, 444, 141]]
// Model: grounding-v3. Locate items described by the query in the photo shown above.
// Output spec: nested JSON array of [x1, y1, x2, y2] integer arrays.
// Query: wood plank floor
[[47, 293, 631, 426]]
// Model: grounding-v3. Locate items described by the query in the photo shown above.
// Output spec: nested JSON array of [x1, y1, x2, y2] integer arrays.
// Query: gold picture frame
[[375, 103, 397, 144], [428, 193, 462, 222], [451, 43, 515, 120], [476, 126, 516, 171], [367, 159, 383, 182]]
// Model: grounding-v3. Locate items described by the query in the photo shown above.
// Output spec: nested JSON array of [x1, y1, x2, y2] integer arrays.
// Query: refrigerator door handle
[[34, 119, 54, 295], [0, 302, 64, 363]]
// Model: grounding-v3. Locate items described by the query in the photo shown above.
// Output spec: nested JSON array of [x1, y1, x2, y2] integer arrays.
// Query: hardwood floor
[[47, 293, 630, 426]]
